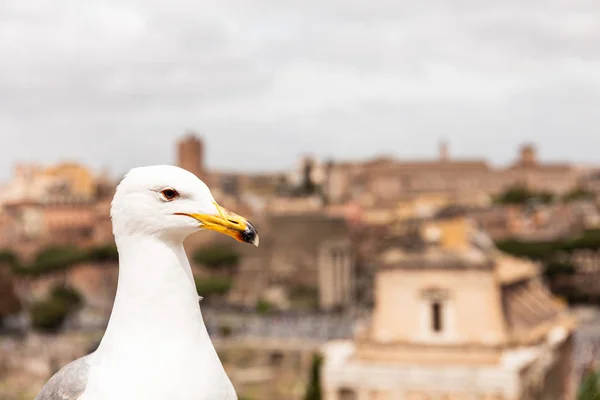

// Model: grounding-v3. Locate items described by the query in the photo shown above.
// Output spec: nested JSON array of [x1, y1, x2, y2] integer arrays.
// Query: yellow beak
[[176, 202, 259, 246]]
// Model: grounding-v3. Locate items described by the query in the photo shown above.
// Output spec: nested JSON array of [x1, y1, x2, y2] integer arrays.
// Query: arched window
[[420, 287, 451, 337], [432, 301, 443, 333]]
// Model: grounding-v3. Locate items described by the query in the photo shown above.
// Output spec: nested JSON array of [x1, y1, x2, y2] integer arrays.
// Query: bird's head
[[110, 165, 259, 246]]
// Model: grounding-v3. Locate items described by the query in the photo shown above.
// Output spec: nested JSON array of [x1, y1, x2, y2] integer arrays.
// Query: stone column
[[319, 246, 335, 310], [340, 247, 349, 307], [318, 247, 327, 309], [331, 249, 338, 308], [344, 246, 353, 306], [338, 248, 346, 306], [337, 249, 344, 307], [334, 249, 342, 307], [329, 249, 335, 307]]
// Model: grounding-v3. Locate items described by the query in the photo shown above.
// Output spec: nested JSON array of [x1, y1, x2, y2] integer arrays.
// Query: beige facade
[[0, 162, 115, 256], [322, 215, 577, 400], [0, 162, 97, 205]]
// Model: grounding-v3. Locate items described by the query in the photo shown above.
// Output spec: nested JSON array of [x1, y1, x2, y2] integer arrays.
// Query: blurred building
[[177, 133, 205, 182], [175, 135, 587, 234], [322, 213, 577, 400], [228, 214, 355, 312], [323, 143, 582, 212], [580, 169, 600, 196], [470, 200, 600, 242], [0, 163, 115, 258], [176, 133, 286, 209]]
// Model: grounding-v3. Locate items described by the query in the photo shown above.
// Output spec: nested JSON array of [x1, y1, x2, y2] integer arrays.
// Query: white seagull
[[35, 165, 259, 400]]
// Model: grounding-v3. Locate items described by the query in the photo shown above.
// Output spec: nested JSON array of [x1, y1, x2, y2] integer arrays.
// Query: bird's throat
[[83, 235, 233, 399], [97, 235, 206, 355]]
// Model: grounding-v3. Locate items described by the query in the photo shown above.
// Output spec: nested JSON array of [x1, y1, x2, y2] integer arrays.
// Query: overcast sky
[[0, 0, 599, 181]]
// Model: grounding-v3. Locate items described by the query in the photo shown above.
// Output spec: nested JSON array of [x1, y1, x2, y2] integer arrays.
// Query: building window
[[432, 301, 443, 333], [269, 351, 284, 367], [420, 287, 451, 339]]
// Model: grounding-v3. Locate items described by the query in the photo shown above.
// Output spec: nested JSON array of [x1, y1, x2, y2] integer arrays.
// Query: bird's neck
[[84, 235, 234, 399], [97, 235, 205, 353]]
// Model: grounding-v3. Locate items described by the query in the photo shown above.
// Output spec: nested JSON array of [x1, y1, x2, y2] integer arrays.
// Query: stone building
[[323, 143, 582, 210], [228, 214, 355, 312], [176, 133, 286, 205], [470, 199, 600, 242], [0, 162, 115, 258], [177, 133, 205, 182], [322, 214, 577, 400], [173, 135, 585, 232]]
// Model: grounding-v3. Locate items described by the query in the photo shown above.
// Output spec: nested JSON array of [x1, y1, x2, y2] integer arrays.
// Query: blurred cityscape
[[2, 133, 600, 399]]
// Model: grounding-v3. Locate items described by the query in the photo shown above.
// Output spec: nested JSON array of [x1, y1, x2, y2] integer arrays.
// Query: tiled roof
[[502, 279, 564, 333]]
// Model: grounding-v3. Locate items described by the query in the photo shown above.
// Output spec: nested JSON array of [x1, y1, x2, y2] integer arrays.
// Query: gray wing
[[34, 353, 92, 400]]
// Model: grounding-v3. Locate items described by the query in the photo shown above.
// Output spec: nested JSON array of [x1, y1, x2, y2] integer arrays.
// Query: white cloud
[[0, 0, 599, 181]]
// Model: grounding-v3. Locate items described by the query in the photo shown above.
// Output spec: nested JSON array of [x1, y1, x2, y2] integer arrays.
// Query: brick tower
[[519, 143, 537, 167], [177, 133, 204, 179], [439, 139, 449, 162]]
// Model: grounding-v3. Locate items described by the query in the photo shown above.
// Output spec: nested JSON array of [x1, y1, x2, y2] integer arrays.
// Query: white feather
[[79, 165, 236, 400]]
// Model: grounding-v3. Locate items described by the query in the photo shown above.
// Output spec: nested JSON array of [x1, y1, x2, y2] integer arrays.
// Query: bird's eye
[[160, 188, 179, 201]]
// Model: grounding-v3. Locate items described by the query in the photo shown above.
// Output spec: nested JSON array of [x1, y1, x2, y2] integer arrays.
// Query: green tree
[[304, 353, 323, 400], [29, 285, 83, 332], [578, 368, 600, 400], [29, 297, 70, 332], [564, 187, 595, 202], [0, 250, 19, 268], [194, 276, 233, 299], [537, 190, 555, 204], [51, 286, 83, 308], [494, 185, 531, 204], [544, 261, 575, 279], [562, 229, 600, 252], [301, 159, 317, 195], [496, 230, 600, 260], [494, 184, 555, 205], [25, 245, 86, 275], [86, 243, 119, 263], [255, 298, 274, 314], [11, 242, 119, 277], [495, 239, 556, 261], [192, 245, 240, 271]]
